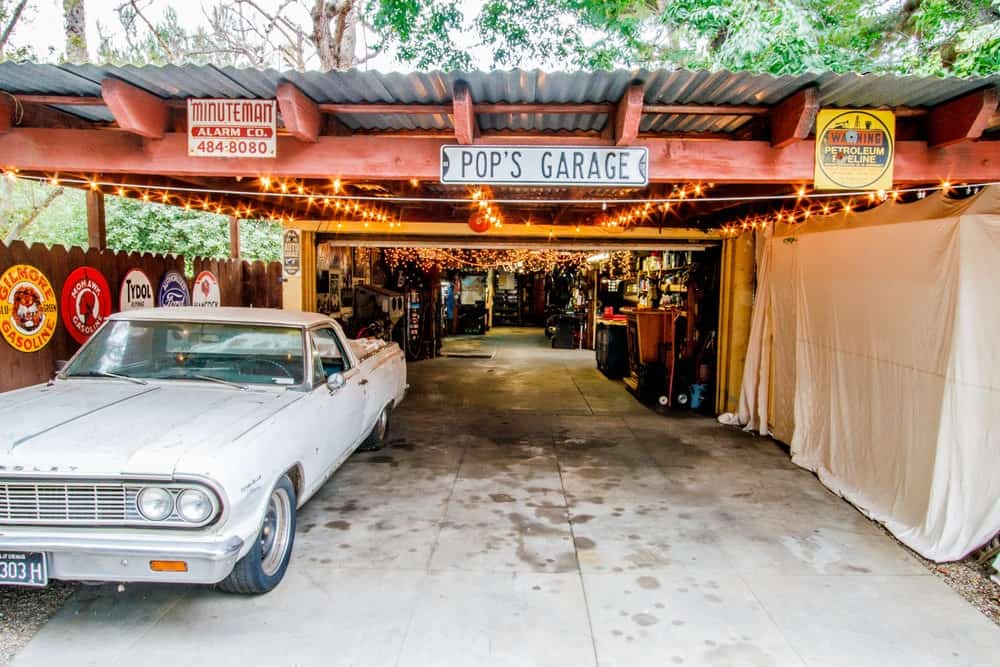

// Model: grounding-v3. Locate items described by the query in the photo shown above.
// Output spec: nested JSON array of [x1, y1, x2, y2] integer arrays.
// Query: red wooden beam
[[770, 86, 819, 149], [0, 95, 11, 134], [615, 83, 645, 146], [928, 88, 999, 149], [101, 79, 169, 139], [276, 82, 323, 143], [452, 82, 478, 145], [2, 127, 1000, 184]]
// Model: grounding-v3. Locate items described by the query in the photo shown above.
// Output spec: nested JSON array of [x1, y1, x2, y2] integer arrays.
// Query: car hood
[[0, 379, 301, 477]]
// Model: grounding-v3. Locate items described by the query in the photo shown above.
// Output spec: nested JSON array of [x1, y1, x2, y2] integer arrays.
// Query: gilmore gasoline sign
[[440, 146, 648, 187], [188, 99, 277, 158]]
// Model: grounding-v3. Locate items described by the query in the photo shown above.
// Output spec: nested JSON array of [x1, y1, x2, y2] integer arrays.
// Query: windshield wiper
[[187, 373, 252, 392], [72, 370, 148, 385]]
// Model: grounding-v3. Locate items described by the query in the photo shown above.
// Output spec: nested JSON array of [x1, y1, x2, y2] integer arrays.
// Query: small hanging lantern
[[467, 212, 491, 234]]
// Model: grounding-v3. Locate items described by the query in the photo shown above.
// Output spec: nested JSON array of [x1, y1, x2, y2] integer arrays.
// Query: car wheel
[[218, 475, 296, 595], [357, 406, 389, 452]]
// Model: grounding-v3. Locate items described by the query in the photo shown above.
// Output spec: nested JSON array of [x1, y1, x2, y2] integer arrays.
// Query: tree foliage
[[0, 181, 281, 267], [370, 0, 999, 76]]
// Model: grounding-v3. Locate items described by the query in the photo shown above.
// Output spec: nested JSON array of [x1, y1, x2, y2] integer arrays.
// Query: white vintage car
[[0, 307, 406, 594]]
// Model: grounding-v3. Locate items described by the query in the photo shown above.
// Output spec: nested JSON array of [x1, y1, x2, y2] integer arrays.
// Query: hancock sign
[[440, 145, 648, 186], [188, 99, 277, 158]]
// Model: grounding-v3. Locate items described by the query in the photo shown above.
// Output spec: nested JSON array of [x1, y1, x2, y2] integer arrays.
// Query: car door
[[308, 326, 367, 475]]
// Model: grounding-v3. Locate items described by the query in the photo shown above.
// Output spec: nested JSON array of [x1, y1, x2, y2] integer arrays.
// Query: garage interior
[[2, 62, 999, 664]]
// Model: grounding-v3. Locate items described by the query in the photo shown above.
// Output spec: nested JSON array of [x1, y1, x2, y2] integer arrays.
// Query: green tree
[[0, 180, 281, 266], [370, 0, 1000, 76]]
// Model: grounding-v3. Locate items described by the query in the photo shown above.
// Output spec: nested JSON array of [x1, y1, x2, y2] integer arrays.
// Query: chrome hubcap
[[376, 410, 388, 440], [260, 487, 291, 576]]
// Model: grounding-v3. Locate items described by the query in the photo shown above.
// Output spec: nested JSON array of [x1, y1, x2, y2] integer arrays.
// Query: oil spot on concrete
[[611, 629, 623, 637], [844, 565, 871, 574], [672, 619, 685, 626], [366, 456, 398, 467], [704, 594, 723, 603], [325, 520, 351, 530], [574, 536, 596, 549], [627, 534, 641, 540], [632, 613, 658, 627], [299, 523, 316, 534], [532, 585, 541, 591], [654, 602, 665, 609], [320, 558, 332, 564], [570, 514, 595, 524], [490, 493, 516, 503], [637, 576, 661, 590]]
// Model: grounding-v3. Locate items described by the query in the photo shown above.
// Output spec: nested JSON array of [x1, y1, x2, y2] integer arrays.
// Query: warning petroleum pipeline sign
[[814, 109, 895, 191]]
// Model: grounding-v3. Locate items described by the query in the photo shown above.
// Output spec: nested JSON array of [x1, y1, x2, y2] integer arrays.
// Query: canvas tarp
[[735, 187, 1000, 561]]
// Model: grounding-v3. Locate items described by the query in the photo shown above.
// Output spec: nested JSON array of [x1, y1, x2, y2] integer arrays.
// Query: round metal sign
[[158, 270, 191, 307], [0, 264, 58, 352], [192, 270, 221, 307], [119, 268, 155, 311], [61, 266, 112, 344]]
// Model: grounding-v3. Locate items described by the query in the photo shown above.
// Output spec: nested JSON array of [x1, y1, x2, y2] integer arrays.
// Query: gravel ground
[[0, 582, 77, 666], [879, 526, 1000, 627]]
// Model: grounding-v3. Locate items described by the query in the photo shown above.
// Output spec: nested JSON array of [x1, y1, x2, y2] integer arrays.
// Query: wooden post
[[86, 189, 106, 250], [229, 216, 241, 258]]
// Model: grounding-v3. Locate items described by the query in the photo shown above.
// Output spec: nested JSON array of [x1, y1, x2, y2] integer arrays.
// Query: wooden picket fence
[[0, 241, 282, 393]]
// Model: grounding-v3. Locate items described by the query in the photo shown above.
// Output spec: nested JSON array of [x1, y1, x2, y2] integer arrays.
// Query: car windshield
[[63, 319, 306, 386]]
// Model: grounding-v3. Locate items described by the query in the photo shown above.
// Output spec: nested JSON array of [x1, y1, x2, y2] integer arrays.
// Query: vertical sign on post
[[283, 230, 301, 277], [188, 99, 277, 158]]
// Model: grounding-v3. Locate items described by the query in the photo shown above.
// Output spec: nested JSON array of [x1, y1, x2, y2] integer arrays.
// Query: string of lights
[[3, 170, 987, 236], [384, 248, 593, 272]]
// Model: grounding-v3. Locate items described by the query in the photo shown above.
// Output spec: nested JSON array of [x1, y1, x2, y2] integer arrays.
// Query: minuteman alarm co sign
[[188, 99, 277, 158]]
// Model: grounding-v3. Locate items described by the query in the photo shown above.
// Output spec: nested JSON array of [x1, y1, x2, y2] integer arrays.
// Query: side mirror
[[326, 372, 346, 393]]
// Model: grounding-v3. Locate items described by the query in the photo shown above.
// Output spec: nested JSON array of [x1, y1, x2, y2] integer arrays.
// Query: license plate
[[0, 551, 48, 587]]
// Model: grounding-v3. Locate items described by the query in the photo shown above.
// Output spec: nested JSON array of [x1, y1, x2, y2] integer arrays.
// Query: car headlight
[[137, 487, 174, 521], [176, 489, 214, 523]]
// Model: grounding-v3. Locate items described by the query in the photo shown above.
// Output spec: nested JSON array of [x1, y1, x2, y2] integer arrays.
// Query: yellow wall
[[716, 234, 755, 414]]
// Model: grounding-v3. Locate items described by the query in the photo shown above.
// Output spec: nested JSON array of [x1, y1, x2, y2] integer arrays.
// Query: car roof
[[108, 307, 331, 328]]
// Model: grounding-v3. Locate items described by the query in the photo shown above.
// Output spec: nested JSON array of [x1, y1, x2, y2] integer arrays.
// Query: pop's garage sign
[[441, 145, 648, 187]]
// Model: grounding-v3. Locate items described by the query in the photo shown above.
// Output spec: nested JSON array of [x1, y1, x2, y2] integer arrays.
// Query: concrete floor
[[14, 328, 999, 666]]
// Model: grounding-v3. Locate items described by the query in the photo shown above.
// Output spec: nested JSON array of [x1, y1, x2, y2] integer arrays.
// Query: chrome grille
[[0, 480, 217, 527]]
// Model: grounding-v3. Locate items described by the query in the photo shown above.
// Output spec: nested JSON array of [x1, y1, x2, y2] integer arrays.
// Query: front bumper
[[0, 530, 244, 585]]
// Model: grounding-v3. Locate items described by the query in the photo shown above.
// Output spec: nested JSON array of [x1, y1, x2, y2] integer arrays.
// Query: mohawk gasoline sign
[[441, 146, 648, 186], [188, 99, 277, 158], [814, 109, 895, 191]]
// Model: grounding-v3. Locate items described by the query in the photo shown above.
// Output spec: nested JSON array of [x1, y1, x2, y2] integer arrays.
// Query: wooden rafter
[[276, 82, 323, 143], [928, 88, 999, 149], [770, 86, 820, 149], [101, 79, 169, 139], [615, 84, 645, 146], [452, 82, 478, 145]]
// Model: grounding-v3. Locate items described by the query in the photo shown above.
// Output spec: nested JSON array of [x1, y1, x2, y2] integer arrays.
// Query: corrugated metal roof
[[1, 62, 997, 136]]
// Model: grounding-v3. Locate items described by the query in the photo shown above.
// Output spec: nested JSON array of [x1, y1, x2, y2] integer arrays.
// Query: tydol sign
[[120, 269, 154, 310]]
